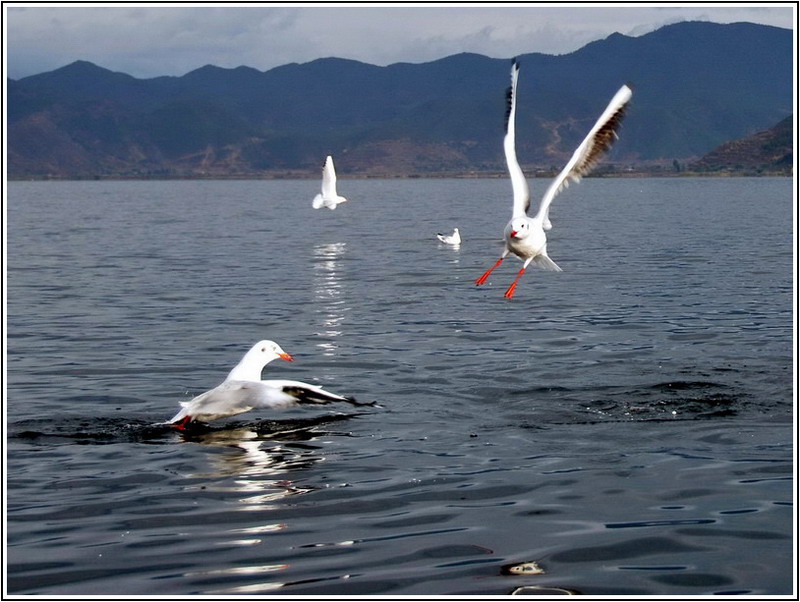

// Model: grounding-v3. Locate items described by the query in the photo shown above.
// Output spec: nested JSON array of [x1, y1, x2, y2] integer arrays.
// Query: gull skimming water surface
[[169, 340, 365, 429]]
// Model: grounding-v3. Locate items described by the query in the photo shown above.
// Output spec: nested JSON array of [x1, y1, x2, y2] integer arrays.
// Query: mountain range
[[6, 21, 793, 178], [689, 115, 792, 175]]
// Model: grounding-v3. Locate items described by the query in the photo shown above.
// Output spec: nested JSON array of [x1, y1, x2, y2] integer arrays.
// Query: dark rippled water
[[6, 177, 794, 596]]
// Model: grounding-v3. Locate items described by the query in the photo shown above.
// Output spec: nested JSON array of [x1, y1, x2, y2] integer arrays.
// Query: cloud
[[6, 6, 306, 77]]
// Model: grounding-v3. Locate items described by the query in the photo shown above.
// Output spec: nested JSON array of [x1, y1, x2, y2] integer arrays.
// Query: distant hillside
[[6, 21, 793, 178], [689, 116, 793, 175]]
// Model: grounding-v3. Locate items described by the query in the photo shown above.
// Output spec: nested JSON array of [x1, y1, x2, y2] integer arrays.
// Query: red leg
[[172, 416, 193, 431], [476, 257, 504, 286], [504, 267, 526, 299]]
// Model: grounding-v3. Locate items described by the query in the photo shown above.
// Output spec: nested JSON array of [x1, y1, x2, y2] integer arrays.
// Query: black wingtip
[[504, 62, 518, 129], [348, 398, 378, 407]]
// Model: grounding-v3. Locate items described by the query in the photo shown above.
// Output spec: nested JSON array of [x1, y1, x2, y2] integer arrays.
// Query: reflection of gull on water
[[184, 427, 320, 529], [187, 427, 322, 482], [178, 422, 343, 592], [182, 428, 318, 545], [313, 242, 349, 357]]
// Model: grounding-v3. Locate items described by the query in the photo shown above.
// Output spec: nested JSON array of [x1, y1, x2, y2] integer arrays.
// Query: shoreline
[[7, 169, 793, 182]]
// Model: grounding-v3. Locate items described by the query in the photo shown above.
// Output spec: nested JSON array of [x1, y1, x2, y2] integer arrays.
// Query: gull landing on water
[[312, 155, 349, 210], [436, 228, 461, 245], [476, 59, 632, 299], [169, 340, 369, 430]]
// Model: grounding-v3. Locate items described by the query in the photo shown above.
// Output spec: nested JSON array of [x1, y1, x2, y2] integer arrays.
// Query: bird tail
[[312, 194, 324, 209], [533, 254, 562, 272], [169, 404, 190, 424]]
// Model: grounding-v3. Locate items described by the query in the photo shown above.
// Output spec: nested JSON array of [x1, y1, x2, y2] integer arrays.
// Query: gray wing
[[173, 380, 297, 423], [535, 84, 632, 229]]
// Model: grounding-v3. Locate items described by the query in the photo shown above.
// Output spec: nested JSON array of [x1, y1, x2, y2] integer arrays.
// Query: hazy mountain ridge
[[7, 21, 793, 178]]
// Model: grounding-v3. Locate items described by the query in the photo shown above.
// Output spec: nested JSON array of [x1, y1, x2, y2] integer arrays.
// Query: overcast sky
[[4, 3, 795, 80]]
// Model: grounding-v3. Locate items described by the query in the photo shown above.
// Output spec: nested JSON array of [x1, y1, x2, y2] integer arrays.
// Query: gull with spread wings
[[476, 60, 632, 299]]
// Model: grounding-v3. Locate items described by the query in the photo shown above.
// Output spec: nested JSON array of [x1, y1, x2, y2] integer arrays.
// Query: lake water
[[5, 177, 795, 597]]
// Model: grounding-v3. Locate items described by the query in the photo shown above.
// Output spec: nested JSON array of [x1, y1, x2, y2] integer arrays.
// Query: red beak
[[510, 230, 518, 238], [279, 352, 294, 362]]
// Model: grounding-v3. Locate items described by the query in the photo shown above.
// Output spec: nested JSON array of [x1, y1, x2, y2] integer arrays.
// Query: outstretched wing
[[321, 155, 338, 198], [261, 379, 371, 406], [535, 84, 632, 229], [504, 60, 531, 219]]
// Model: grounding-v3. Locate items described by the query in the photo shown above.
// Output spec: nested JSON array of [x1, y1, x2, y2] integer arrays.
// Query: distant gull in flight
[[436, 227, 461, 245], [312, 155, 349, 210], [476, 59, 632, 299], [169, 340, 367, 429]]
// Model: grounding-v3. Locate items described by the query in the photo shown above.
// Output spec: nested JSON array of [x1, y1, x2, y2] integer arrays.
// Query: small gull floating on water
[[436, 228, 461, 245], [169, 340, 367, 430], [476, 59, 632, 299], [312, 155, 349, 210]]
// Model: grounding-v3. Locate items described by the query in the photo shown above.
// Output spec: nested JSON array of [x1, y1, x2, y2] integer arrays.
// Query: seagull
[[476, 60, 632, 299], [312, 155, 348, 210], [437, 228, 461, 245], [169, 340, 366, 430]]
